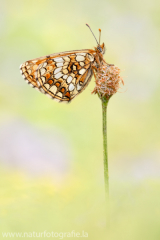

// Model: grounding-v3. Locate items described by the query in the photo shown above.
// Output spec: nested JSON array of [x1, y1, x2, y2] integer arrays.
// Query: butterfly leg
[[91, 66, 98, 81], [92, 65, 98, 71]]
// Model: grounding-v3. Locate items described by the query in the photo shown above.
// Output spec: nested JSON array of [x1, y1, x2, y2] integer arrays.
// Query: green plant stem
[[101, 96, 110, 234], [102, 97, 109, 200], [101, 97, 109, 223]]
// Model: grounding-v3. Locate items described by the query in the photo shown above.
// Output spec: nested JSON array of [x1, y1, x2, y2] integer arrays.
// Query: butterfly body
[[20, 43, 105, 102]]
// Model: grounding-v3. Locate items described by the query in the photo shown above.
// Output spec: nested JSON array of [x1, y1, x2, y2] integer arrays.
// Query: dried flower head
[[92, 63, 124, 100]]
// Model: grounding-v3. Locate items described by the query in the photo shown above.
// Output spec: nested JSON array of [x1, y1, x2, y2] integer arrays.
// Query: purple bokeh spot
[[0, 118, 72, 180]]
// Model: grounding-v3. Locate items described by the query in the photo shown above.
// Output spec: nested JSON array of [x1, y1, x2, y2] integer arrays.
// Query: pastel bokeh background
[[0, 0, 160, 239]]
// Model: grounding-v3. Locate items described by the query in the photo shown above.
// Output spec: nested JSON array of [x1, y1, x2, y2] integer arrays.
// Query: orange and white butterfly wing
[[20, 50, 95, 102]]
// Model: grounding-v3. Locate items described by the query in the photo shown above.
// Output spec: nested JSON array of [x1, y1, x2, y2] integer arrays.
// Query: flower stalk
[[92, 62, 123, 224], [102, 96, 109, 200]]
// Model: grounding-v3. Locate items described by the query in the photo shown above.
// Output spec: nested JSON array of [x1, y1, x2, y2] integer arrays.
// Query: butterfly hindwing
[[20, 50, 95, 102]]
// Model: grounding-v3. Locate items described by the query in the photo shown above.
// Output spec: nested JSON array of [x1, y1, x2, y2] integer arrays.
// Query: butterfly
[[20, 24, 106, 102]]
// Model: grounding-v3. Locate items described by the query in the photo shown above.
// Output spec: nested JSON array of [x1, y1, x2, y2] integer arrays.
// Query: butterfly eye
[[97, 46, 103, 53]]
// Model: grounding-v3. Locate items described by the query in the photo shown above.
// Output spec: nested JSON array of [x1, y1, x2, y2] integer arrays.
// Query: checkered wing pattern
[[20, 50, 96, 102]]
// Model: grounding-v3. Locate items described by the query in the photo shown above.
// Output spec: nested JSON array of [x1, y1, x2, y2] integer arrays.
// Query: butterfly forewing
[[20, 50, 95, 102]]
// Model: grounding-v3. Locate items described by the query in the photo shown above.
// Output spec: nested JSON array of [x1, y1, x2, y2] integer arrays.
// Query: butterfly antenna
[[99, 28, 101, 45], [86, 23, 99, 46]]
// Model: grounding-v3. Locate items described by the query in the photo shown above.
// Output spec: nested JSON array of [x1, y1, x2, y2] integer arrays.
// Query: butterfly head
[[97, 43, 105, 54]]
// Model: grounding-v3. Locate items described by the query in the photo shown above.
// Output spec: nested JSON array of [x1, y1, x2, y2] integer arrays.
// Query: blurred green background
[[0, 0, 160, 239]]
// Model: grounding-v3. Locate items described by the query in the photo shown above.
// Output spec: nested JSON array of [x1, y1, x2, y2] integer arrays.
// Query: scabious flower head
[[92, 63, 124, 100]]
